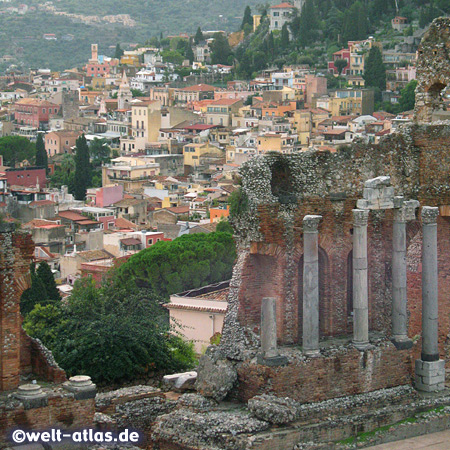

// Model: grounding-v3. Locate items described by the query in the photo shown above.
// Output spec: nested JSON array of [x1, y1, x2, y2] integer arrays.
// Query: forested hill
[[0, 0, 262, 70], [0, 0, 449, 71]]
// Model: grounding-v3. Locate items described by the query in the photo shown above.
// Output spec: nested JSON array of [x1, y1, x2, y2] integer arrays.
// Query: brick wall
[[236, 343, 413, 403]]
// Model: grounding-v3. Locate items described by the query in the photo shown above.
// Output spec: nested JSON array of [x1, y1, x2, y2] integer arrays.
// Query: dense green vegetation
[[115, 232, 236, 297], [22, 231, 235, 383], [24, 277, 197, 383], [0, 136, 36, 167], [0, 0, 262, 69]]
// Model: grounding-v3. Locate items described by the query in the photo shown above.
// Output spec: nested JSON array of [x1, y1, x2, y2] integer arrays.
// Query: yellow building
[[120, 53, 141, 66], [253, 15, 261, 31], [183, 143, 223, 167], [257, 133, 298, 154], [291, 108, 331, 145], [91, 77, 106, 90]]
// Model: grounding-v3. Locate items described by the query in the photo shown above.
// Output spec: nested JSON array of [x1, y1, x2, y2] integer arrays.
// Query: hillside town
[[1, 1, 450, 449]]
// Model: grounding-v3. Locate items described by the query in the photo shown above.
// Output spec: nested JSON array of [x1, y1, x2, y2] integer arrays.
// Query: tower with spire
[[118, 71, 133, 110]]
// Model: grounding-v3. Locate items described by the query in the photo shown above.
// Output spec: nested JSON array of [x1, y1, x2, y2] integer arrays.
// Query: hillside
[[0, 0, 262, 70]]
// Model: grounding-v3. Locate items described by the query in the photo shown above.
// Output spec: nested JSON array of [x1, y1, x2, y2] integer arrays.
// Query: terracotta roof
[[180, 84, 217, 92], [113, 198, 145, 207], [120, 237, 142, 246], [164, 303, 227, 313], [207, 98, 242, 106], [15, 98, 59, 107], [29, 200, 56, 207], [114, 217, 138, 229], [323, 129, 349, 135], [77, 219, 100, 225], [270, 2, 295, 8], [58, 210, 86, 221], [165, 206, 189, 214], [77, 249, 114, 261], [23, 218, 60, 228]]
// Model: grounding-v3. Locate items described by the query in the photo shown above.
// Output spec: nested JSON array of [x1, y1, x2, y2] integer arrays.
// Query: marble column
[[415, 206, 444, 392], [391, 197, 419, 349], [352, 209, 370, 351], [420, 206, 439, 362], [302, 215, 322, 356], [257, 297, 287, 367]]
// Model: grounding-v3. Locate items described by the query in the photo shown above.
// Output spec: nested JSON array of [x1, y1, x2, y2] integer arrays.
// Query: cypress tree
[[114, 43, 124, 59], [73, 134, 91, 201], [194, 27, 204, 44], [241, 6, 253, 30], [280, 23, 290, 50], [36, 261, 60, 302], [185, 43, 195, 64], [364, 46, 386, 91], [35, 133, 47, 172]]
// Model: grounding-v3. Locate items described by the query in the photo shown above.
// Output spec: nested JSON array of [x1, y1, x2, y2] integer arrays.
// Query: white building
[[269, 2, 295, 32]]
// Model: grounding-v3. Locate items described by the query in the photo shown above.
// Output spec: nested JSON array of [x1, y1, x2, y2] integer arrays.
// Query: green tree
[[185, 43, 195, 64], [20, 264, 49, 316], [341, 1, 368, 42], [398, 80, 418, 112], [73, 134, 91, 201], [24, 277, 197, 383], [280, 23, 290, 50], [0, 136, 36, 167], [116, 232, 236, 298], [36, 261, 60, 302], [210, 33, 233, 65], [114, 43, 124, 59], [298, 0, 318, 47], [241, 5, 253, 30], [35, 133, 47, 172], [216, 219, 233, 234], [89, 138, 111, 168], [194, 27, 204, 44], [161, 49, 184, 65], [334, 58, 348, 75], [364, 46, 386, 91]]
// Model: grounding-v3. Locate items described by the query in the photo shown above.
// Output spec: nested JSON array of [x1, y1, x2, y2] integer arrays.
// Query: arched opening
[[269, 154, 296, 204], [297, 247, 329, 343], [426, 82, 449, 119]]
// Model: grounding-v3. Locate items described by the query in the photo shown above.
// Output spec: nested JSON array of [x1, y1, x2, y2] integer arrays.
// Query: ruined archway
[[414, 18, 450, 123]]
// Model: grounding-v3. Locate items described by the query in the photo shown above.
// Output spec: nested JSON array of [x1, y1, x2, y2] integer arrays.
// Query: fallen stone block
[[163, 371, 197, 392]]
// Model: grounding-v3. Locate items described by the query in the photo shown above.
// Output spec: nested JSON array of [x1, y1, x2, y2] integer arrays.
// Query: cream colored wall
[[169, 309, 225, 353]]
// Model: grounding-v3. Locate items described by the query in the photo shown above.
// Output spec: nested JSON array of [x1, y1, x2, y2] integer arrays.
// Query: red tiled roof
[[180, 84, 217, 92], [58, 210, 86, 221], [29, 200, 56, 206], [270, 2, 295, 8], [120, 238, 142, 246], [77, 219, 100, 225], [165, 206, 189, 214], [164, 303, 227, 313], [115, 217, 138, 229]]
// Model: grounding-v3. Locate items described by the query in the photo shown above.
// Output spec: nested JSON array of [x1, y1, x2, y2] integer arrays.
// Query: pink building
[[90, 184, 124, 208], [14, 99, 60, 129], [328, 48, 351, 75]]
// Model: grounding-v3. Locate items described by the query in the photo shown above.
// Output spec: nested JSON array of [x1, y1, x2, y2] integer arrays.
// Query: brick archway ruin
[[414, 18, 450, 123]]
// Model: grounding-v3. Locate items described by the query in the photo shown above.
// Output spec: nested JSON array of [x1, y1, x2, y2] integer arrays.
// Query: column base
[[391, 337, 413, 350], [415, 359, 445, 392], [303, 349, 320, 358], [257, 354, 288, 367], [352, 340, 373, 351]]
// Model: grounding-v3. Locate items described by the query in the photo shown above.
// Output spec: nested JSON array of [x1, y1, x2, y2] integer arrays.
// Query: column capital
[[394, 199, 420, 222], [421, 206, 439, 224], [352, 209, 369, 227], [303, 215, 322, 232]]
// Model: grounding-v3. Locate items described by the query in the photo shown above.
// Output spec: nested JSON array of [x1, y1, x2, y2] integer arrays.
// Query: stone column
[[352, 209, 370, 351], [257, 297, 287, 367], [391, 197, 419, 349], [415, 206, 445, 392], [302, 215, 322, 356]]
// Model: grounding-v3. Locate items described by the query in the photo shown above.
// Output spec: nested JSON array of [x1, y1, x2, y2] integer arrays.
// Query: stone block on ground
[[248, 394, 299, 424], [163, 371, 197, 392], [195, 347, 237, 401]]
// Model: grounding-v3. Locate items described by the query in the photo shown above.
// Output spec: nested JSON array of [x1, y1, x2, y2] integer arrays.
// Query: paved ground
[[366, 429, 450, 449]]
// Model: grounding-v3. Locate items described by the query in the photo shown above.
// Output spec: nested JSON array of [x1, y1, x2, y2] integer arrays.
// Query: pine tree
[[241, 6, 253, 30], [194, 27, 204, 44], [210, 33, 233, 65], [73, 134, 91, 201], [298, 0, 318, 47], [35, 132, 47, 172], [363, 46, 386, 91], [36, 261, 60, 302], [267, 32, 275, 62]]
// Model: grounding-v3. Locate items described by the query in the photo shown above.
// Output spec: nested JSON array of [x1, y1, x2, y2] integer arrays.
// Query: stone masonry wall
[[219, 124, 450, 403]]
